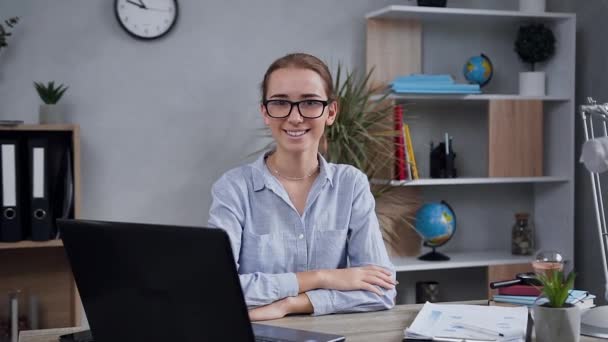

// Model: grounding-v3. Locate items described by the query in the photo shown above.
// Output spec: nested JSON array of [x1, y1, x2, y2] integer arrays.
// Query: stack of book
[[492, 285, 596, 309], [390, 74, 481, 94], [393, 104, 419, 181]]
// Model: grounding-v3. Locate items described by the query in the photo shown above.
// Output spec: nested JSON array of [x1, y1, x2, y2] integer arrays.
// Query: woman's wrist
[[283, 294, 314, 315]]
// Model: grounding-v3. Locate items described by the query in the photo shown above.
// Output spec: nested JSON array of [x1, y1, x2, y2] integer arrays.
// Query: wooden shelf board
[[0, 239, 63, 250], [366, 5, 575, 23], [0, 124, 78, 132], [392, 250, 534, 272], [372, 177, 569, 186]]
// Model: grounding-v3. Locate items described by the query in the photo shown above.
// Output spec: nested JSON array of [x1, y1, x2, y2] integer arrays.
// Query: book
[[493, 290, 596, 309], [403, 124, 419, 179], [497, 284, 542, 297], [394, 105, 407, 180]]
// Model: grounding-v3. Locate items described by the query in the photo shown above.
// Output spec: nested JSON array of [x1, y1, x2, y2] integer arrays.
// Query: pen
[[451, 322, 505, 338]]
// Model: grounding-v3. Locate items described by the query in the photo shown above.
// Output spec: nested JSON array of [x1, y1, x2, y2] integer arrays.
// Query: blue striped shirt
[[208, 151, 396, 316]]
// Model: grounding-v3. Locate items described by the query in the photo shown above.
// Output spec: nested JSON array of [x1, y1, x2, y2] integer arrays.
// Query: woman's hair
[[260, 53, 335, 102]]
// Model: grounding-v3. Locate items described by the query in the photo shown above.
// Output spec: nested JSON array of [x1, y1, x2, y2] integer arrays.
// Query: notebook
[[404, 302, 528, 342]]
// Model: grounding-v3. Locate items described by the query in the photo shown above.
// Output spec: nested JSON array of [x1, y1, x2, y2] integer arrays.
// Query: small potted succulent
[[515, 23, 556, 96], [34, 81, 69, 124], [532, 270, 580, 342]]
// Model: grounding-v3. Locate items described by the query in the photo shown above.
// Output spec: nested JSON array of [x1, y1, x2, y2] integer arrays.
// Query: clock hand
[[138, 0, 148, 8], [126, 0, 144, 8], [144, 7, 171, 12]]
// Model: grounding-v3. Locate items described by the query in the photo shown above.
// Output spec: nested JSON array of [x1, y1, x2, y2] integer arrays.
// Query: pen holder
[[430, 142, 457, 178]]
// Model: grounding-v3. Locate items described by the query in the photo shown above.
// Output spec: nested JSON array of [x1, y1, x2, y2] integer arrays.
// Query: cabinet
[[0, 124, 81, 329], [365, 6, 575, 303]]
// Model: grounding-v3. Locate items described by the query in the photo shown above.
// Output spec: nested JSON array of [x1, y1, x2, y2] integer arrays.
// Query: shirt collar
[[250, 150, 334, 192]]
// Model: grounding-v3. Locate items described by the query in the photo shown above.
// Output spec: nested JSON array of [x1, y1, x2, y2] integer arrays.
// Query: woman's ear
[[261, 103, 271, 126], [325, 100, 338, 126]]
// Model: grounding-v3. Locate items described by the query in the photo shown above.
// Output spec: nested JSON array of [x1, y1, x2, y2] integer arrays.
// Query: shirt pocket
[[314, 212, 349, 232], [239, 230, 286, 274], [312, 229, 348, 269]]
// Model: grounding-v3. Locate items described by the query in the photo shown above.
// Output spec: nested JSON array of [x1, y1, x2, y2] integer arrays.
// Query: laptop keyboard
[[254, 336, 294, 342]]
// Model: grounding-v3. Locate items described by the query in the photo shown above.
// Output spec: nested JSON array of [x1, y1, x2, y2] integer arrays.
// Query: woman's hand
[[248, 299, 289, 321], [248, 294, 314, 321], [319, 266, 396, 295]]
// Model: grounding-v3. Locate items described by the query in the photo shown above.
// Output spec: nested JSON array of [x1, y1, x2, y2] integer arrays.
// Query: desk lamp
[[579, 97, 608, 339]]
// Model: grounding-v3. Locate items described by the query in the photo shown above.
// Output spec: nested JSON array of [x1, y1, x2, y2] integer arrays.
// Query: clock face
[[115, 0, 178, 40]]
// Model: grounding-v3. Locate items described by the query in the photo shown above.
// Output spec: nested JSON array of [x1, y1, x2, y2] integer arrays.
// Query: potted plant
[[519, 0, 546, 13], [34, 81, 69, 124], [533, 270, 580, 342], [514, 23, 555, 96], [323, 65, 422, 257], [0, 17, 19, 53]]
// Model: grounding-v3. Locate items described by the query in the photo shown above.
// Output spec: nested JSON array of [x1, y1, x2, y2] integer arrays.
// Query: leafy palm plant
[[536, 270, 576, 308], [0, 17, 19, 52], [34, 81, 69, 105]]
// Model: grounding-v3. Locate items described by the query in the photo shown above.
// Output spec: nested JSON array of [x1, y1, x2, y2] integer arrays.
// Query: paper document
[[404, 302, 528, 342]]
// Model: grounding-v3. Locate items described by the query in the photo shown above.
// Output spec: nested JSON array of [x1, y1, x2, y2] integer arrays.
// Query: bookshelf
[[365, 5, 575, 302], [0, 124, 81, 329]]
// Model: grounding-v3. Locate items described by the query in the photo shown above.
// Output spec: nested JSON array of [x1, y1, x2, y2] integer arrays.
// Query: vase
[[519, 0, 546, 12], [39, 104, 66, 124], [533, 304, 580, 342], [519, 71, 546, 96]]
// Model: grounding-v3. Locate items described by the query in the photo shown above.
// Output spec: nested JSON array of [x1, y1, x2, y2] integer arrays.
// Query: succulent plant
[[34, 81, 69, 105]]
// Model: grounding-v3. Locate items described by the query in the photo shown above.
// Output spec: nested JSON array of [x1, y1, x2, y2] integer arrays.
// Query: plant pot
[[533, 304, 581, 342], [519, 71, 546, 96], [519, 0, 546, 12], [39, 104, 66, 124], [417, 0, 447, 7]]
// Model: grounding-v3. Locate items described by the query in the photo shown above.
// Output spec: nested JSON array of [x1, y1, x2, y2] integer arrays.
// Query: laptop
[[58, 219, 345, 342]]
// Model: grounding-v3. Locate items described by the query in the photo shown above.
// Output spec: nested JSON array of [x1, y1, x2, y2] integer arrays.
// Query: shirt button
[[298, 234, 304, 240]]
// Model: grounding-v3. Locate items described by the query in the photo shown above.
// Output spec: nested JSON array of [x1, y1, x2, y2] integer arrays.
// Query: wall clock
[[115, 0, 178, 40]]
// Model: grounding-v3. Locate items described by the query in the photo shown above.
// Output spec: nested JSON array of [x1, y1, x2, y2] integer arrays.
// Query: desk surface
[[19, 303, 602, 342]]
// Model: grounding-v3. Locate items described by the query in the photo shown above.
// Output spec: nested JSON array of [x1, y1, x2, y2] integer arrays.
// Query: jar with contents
[[511, 213, 535, 255]]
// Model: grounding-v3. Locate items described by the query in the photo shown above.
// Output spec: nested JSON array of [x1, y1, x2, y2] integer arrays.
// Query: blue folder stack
[[390, 74, 481, 94]]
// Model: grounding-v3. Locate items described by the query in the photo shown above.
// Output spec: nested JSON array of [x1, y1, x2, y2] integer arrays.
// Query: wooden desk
[[19, 303, 603, 342]]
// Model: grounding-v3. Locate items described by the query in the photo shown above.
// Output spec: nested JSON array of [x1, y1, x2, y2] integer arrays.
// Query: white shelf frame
[[366, 5, 575, 22], [371, 93, 572, 102], [391, 250, 534, 272], [372, 177, 569, 187]]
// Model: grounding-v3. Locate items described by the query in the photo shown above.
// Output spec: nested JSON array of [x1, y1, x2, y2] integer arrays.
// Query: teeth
[[285, 130, 307, 137]]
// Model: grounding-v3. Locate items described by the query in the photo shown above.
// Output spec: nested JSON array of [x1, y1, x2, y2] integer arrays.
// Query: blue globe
[[415, 201, 457, 261], [463, 53, 493, 87]]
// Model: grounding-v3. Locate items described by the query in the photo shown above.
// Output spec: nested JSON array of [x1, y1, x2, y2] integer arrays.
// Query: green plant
[[0, 17, 20, 52], [514, 23, 556, 71], [536, 270, 576, 308], [323, 64, 395, 181], [34, 81, 69, 105]]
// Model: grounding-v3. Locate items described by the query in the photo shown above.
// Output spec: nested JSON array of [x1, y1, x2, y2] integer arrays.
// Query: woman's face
[[261, 67, 337, 155]]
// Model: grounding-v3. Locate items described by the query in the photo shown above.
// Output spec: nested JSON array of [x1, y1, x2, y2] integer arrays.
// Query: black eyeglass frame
[[263, 99, 331, 119]]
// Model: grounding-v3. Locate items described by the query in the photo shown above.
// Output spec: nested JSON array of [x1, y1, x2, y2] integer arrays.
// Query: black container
[[417, 0, 447, 7], [416, 281, 440, 303]]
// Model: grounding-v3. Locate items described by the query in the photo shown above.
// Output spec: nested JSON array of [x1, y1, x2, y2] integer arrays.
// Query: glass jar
[[511, 213, 535, 255]]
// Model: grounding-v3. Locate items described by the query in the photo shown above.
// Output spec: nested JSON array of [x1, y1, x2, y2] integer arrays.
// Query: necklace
[[267, 156, 319, 181]]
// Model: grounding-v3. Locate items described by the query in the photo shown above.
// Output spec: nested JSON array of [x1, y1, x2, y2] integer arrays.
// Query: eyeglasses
[[263, 99, 330, 119]]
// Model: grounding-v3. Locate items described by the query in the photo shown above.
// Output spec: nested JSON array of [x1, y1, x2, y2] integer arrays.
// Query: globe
[[415, 201, 457, 261], [463, 53, 493, 87]]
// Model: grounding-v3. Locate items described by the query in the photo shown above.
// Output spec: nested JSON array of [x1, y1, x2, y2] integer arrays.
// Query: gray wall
[[0, 0, 515, 226]]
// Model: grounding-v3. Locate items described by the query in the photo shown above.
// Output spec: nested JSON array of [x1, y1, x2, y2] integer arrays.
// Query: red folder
[[394, 105, 407, 180], [497, 284, 542, 296]]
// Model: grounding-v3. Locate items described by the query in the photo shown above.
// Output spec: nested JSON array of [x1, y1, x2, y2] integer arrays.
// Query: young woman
[[208, 53, 396, 321]]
